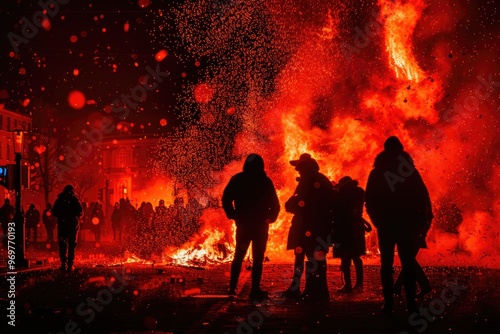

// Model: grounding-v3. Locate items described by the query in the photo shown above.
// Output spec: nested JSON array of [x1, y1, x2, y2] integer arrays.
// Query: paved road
[[1, 260, 498, 333]]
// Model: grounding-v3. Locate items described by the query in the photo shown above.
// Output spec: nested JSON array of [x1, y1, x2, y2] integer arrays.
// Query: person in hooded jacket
[[25, 204, 41, 242], [365, 136, 433, 314], [283, 153, 336, 302], [332, 176, 371, 293], [52, 185, 83, 272], [222, 154, 280, 301]]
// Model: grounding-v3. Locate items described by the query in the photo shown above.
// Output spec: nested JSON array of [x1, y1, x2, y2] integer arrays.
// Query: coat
[[222, 156, 280, 229], [25, 208, 41, 228], [332, 180, 368, 258], [365, 149, 433, 237], [285, 171, 336, 253], [52, 190, 83, 228]]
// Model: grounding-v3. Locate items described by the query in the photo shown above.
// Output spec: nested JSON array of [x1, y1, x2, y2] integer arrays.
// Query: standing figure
[[284, 153, 336, 302], [25, 204, 41, 242], [42, 203, 57, 242], [222, 154, 280, 300], [333, 176, 371, 293], [365, 136, 433, 314], [111, 202, 123, 241], [0, 199, 15, 247], [52, 185, 83, 272]]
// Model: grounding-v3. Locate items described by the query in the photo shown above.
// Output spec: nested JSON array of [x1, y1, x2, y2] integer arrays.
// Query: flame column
[[12, 129, 28, 268]]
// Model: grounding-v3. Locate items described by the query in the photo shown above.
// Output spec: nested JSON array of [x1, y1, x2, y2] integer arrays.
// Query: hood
[[243, 153, 266, 176]]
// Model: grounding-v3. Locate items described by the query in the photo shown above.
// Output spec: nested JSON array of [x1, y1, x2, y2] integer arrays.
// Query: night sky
[[1, 0, 203, 139]]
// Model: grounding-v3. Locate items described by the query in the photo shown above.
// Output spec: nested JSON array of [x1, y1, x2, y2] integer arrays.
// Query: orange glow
[[68, 90, 86, 109], [155, 49, 168, 62], [193, 83, 214, 103]]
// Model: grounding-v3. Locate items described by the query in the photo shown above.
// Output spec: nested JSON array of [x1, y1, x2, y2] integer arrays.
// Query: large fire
[[145, 0, 498, 268]]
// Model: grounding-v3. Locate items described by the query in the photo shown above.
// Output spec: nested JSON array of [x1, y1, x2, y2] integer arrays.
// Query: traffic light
[[0, 166, 8, 188], [97, 188, 104, 201]]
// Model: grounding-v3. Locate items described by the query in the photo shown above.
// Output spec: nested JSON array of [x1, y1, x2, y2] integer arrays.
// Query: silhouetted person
[[365, 136, 433, 314], [111, 202, 123, 241], [0, 198, 15, 247], [284, 153, 336, 302], [25, 204, 41, 242], [333, 176, 371, 293], [52, 185, 83, 272], [155, 199, 168, 215], [222, 154, 280, 300], [42, 203, 56, 242]]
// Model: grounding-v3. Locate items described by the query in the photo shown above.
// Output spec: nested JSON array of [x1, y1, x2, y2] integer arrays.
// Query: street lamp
[[12, 129, 28, 268]]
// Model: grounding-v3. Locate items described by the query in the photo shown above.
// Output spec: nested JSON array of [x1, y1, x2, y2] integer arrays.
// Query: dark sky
[[1, 0, 199, 140]]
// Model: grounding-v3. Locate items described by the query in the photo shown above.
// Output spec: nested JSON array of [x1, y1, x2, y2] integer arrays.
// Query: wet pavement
[[1, 245, 498, 334]]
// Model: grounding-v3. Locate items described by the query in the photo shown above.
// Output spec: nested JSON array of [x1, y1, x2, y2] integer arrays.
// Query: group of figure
[[223, 136, 433, 314], [80, 202, 106, 242], [112, 196, 204, 258], [0, 199, 57, 245]]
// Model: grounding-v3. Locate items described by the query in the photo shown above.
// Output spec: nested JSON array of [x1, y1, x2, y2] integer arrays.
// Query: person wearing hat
[[332, 176, 372, 293], [25, 203, 41, 242], [365, 136, 433, 314], [222, 154, 280, 301], [283, 153, 336, 302], [52, 185, 83, 272]]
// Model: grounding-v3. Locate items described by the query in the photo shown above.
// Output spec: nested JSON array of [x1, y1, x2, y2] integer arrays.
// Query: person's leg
[[397, 235, 418, 313], [34, 226, 37, 242], [338, 256, 352, 293], [229, 227, 250, 294], [67, 226, 79, 271], [378, 229, 396, 312], [414, 249, 431, 297], [284, 251, 305, 296], [58, 228, 68, 269], [26, 227, 31, 242], [250, 225, 269, 297], [352, 256, 364, 290]]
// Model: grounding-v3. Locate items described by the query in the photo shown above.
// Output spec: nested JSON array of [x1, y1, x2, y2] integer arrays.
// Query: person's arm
[[267, 178, 280, 223], [221, 178, 237, 220]]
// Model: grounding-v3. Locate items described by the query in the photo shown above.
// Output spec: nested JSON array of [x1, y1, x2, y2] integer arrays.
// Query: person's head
[[46, 203, 52, 209], [290, 153, 320, 176], [4, 198, 10, 205], [243, 153, 265, 175], [383, 136, 404, 151], [29, 203, 35, 209], [63, 184, 75, 194], [159, 199, 165, 206], [114, 202, 120, 209]]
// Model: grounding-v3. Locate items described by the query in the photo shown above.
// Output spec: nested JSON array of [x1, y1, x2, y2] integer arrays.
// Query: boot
[[281, 261, 303, 298], [301, 261, 329, 302], [352, 258, 364, 291]]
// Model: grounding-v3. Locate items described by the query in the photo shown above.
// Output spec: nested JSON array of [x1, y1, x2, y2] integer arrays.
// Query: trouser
[[378, 229, 418, 309], [288, 250, 305, 292], [340, 256, 363, 286], [46, 226, 55, 242], [58, 225, 79, 266], [302, 250, 329, 301], [230, 224, 269, 292], [26, 226, 38, 242], [394, 248, 431, 293]]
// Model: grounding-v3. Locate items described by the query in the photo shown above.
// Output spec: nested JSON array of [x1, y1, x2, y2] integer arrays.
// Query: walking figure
[[365, 136, 433, 314], [332, 176, 372, 293], [25, 204, 41, 242], [283, 153, 336, 302], [0, 199, 15, 247], [52, 185, 83, 272], [222, 154, 280, 301]]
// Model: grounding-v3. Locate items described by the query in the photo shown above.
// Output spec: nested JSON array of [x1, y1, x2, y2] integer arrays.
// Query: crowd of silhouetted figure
[[0, 135, 437, 315], [222, 136, 434, 315]]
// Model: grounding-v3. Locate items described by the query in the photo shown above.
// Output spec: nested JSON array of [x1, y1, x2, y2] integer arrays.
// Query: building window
[[117, 148, 129, 167], [14, 119, 18, 129], [0, 115, 3, 130], [7, 117, 10, 131], [0, 143, 3, 159], [7, 143, 10, 161]]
